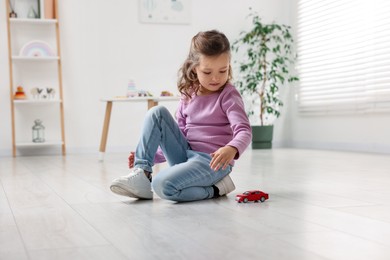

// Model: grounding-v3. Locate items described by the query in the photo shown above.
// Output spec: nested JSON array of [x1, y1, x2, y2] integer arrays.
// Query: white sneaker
[[110, 168, 153, 199], [215, 175, 236, 196]]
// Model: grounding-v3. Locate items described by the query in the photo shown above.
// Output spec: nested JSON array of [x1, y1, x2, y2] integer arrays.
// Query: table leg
[[99, 101, 113, 161], [147, 100, 158, 109]]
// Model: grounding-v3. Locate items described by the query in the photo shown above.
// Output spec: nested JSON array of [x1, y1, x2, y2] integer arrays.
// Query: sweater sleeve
[[176, 99, 187, 137], [222, 87, 252, 159]]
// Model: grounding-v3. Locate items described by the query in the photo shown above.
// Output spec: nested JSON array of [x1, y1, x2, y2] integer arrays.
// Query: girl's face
[[195, 53, 230, 95]]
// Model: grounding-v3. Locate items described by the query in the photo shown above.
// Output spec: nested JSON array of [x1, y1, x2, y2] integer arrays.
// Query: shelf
[[14, 99, 62, 104], [100, 96, 181, 102], [9, 18, 57, 24], [7, 0, 66, 157], [16, 141, 64, 147], [12, 56, 59, 61], [101, 96, 153, 102]]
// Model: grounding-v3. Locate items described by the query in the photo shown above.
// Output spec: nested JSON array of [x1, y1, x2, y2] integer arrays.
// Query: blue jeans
[[134, 106, 233, 202]]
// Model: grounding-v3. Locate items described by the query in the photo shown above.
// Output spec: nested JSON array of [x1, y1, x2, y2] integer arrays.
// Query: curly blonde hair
[[178, 30, 233, 99]]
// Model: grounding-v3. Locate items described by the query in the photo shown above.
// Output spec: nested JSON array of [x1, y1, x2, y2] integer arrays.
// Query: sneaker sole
[[110, 183, 153, 200]]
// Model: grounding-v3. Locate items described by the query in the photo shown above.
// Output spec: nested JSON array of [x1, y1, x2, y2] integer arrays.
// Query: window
[[297, 0, 390, 114]]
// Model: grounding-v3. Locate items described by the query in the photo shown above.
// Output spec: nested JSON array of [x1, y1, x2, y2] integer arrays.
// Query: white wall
[[284, 0, 390, 154], [0, 0, 292, 157]]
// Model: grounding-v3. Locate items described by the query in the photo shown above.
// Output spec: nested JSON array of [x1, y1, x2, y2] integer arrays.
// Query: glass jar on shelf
[[32, 119, 45, 143]]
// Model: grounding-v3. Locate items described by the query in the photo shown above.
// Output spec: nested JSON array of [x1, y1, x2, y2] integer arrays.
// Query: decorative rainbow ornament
[[19, 40, 55, 57]]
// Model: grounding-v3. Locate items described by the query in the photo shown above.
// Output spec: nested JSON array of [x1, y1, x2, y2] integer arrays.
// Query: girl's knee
[[148, 105, 170, 117], [152, 177, 177, 200]]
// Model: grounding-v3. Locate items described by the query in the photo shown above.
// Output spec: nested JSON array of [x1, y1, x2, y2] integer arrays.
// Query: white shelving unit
[[14, 100, 62, 104], [5, 0, 66, 156], [9, 18, 57, 24], [16, 141, 64, 147], [12, 56, 60, 61]]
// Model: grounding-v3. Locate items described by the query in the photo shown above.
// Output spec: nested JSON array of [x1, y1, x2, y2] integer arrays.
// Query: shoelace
[[125, 169, 152, 181], [127, 171, 141, 179]]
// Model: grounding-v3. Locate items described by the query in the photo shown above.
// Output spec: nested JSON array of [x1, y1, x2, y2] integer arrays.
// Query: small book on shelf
[[39, 0, 55, 19]]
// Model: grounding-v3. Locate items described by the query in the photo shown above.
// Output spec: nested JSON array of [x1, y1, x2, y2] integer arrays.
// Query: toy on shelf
[[14, 86, 27, 100], [160, 90, 174, 96], [126, 79, 153, 98], [126, 79, 153, 97], [126, 79, 138, 97], [30, 87, 55, 99], [46, 88, 56, 99], [236, 190, 269, 203], [19, 40, 55, 57], [31, 87, 43, 99], [137, 90, 153, 97]]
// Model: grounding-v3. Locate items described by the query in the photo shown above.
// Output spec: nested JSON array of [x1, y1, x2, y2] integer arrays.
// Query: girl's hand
[[128, 151, 135, 168], [210, 146, 237, 171]]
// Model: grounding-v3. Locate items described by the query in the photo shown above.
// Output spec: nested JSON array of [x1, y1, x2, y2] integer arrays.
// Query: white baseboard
[[285, 141, 390, 154], [0, 145, 133, 158]]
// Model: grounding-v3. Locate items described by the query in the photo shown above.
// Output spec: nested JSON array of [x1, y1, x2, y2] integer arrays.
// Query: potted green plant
[[232, 10, 299, 149]]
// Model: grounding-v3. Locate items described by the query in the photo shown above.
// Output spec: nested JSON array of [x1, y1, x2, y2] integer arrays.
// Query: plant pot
[[251, 125, 274, 149]]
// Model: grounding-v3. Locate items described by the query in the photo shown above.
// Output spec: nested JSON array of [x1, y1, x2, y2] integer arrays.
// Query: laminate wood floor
[[1, 149, 390, 260]]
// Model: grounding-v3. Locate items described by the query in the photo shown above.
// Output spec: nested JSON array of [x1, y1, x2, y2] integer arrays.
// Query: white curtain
[[297, 0, 390, 114]]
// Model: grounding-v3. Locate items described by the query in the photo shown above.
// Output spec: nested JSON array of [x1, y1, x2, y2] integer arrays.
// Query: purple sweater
[[174, 83, 252, 165], [154, 84, 251, 164]]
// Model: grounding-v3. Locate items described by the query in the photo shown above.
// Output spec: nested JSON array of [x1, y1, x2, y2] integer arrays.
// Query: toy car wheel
[[260, 197, 266, 202], [243, 198, 248, 203]]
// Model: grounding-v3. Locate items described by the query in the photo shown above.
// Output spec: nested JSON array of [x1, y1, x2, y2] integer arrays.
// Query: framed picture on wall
[[138, 0, 191, 25], [10, 0, 40, 18]]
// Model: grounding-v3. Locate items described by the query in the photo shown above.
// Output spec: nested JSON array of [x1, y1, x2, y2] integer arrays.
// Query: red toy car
[[236, 190, 269, 203]]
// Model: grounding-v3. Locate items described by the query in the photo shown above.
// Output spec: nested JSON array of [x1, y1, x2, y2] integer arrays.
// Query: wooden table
[[99, 96, 180, 161]]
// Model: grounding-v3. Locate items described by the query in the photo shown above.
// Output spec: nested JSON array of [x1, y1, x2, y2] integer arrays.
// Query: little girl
[[110, 30, 252, 202]]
